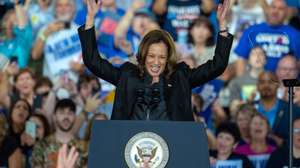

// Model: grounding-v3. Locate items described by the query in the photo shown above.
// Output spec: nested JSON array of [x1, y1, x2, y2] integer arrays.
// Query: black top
[[210, 150, 254, 168], [131, 75, 169, 120], [0, 135, 19, 167], [267, 143, 300, 168]]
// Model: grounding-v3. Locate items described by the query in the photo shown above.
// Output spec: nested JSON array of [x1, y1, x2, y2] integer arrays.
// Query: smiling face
[[216, 132, 236, 156], [145, 42, 168, 81]]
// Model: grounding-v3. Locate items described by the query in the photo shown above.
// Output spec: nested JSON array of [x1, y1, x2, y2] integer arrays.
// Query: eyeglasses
[[293, 128, 300, 134]]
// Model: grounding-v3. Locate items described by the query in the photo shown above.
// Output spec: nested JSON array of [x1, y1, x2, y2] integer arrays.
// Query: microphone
[[136, 88, 145, 103], [151, 87, 161, 104], [283, 79, 300, 87]]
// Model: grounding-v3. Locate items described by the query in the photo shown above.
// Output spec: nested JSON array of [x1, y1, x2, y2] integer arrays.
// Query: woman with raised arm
[[78, 0, 233, 121]]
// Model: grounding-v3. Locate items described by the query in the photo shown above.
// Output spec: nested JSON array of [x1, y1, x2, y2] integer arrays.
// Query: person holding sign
[[78, 0, 233, 121]]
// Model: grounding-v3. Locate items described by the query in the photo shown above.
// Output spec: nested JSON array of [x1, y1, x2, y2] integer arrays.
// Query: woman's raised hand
[[85, 0, 101, 29]]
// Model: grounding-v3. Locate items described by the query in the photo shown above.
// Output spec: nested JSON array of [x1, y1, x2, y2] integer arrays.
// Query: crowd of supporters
[[0, 0, 300, 167]]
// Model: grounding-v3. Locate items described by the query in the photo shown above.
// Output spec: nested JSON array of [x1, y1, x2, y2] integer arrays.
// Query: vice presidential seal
[[125, 132, 169, 168]]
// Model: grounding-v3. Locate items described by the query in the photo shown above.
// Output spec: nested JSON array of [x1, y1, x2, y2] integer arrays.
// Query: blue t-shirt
[[0, 24, 33, 68], [95, 8, 125, 58], [74, 7, 125, 59], [256, 99, 280, 128], [235, 22, 300, 71], [192, 79, 224, 129], [163, 0, 201, 42]]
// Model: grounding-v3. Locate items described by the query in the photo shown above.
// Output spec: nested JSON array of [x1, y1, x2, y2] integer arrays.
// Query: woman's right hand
[[85, 0, 101, 29]]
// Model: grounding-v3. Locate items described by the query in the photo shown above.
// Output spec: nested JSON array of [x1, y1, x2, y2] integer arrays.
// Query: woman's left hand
[[216, 0, 231, 30]]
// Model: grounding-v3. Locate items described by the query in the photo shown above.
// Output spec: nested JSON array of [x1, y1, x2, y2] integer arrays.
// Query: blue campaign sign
[[44, 23, 82, 76], [213, 160, 242, 168], [248, 154, 270, 168]]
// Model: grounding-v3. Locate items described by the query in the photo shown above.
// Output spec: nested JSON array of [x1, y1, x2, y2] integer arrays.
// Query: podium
[[88, 120, 210, 168]]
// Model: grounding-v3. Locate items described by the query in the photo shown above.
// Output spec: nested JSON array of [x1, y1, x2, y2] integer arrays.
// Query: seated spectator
[[228, 46, 266, 104], [254, 71, 300, 145], [31, 0, 82, 80], [0, 115, 23, 168], [235, 113, 276, 168], [32, 99, 88, 167], [235, 0, 300, 75], [267, 117, 300, 168], [0, 2, 33, 68], [210, 122, 254, 168]]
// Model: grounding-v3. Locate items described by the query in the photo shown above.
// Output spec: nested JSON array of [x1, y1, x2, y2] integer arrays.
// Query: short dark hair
[[54, 98, 76, 114], [35, 76, 53, 92], [216, 122, 241, 143], [77, 74, 92, 91]]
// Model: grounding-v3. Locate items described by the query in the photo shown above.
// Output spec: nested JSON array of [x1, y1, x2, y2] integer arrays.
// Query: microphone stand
[[283, 79, 300, 168]]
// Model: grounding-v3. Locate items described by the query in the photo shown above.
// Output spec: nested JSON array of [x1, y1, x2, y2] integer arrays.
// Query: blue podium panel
[[88, 121, 209, 168]]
